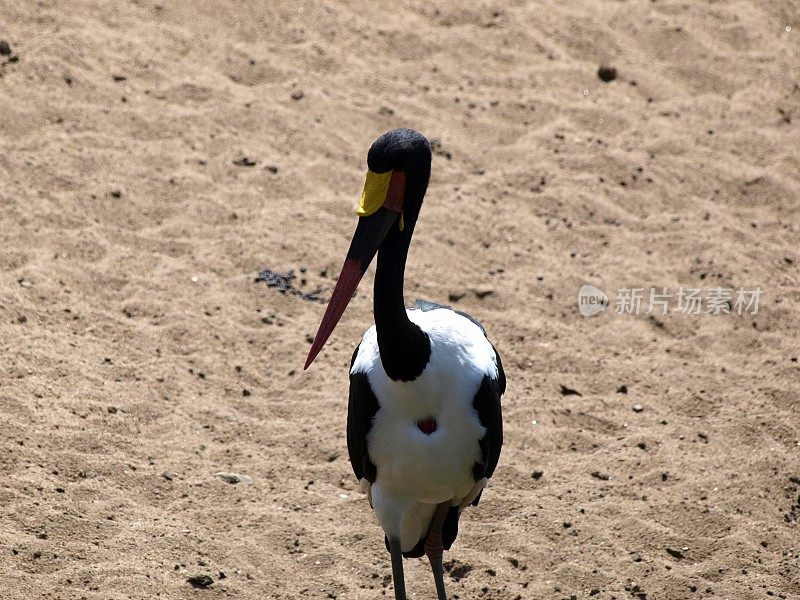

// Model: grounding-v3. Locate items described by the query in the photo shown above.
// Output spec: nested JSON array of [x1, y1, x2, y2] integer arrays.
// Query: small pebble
[[597, 65, 617, 82], [215, 472, 252, 485], [559, 385, 582, 397], [187, 575, 214, 589], [0, 40, 11, 55], [666, 547, 684, 559], [632, 403, 644, 412]]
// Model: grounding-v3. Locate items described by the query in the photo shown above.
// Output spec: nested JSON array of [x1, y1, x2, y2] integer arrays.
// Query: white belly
[[368, 392, 482, 504], [351, 307, 498, 551]]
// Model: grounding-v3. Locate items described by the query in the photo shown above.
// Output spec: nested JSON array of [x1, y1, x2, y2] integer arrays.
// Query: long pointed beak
[[304, 208, 399, 369]]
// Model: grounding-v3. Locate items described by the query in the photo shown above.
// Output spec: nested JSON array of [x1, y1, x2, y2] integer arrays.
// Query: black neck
[[373, 223, 430, 381]]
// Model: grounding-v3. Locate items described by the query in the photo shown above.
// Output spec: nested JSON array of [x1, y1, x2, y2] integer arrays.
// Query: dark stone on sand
[[233, 156, 257, 167], [666, 547, 685, 559], [531, 470, 544, 480], [264, 164, 279, 173], [109, 188, 122, 198], [559, 384, 582, 397], [597, 65, 617, 82], [187, 575, 214, 589], [0, 41, 11, 55], [591, 471, 610, 481], [215, 472, 250, 484], [291, 89, 304, 100], [617, 385, 628, 394]]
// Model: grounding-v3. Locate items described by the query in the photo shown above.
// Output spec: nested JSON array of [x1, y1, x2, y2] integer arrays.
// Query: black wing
[[471, 345, 505, 505], [347, 344, 380, 483]]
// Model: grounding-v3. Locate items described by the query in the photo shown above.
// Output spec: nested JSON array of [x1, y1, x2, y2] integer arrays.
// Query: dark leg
[[388, 537, 407, 600], [425, 501, 451, 600]]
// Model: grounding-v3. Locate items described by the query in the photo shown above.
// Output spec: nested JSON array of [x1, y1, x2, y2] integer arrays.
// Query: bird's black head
[[367, 128, 432, 185], [356, 128, 432, 231], [304, 129, 432, 370], [368, 128, 431, 168]]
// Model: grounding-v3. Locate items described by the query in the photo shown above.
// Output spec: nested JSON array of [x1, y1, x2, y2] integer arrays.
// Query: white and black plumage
[[305, 129, 505, 600]]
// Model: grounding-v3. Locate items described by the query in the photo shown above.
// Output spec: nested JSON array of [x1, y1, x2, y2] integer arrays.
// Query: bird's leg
[[425, 501, 451, 600], [388, 537, 407, 600]]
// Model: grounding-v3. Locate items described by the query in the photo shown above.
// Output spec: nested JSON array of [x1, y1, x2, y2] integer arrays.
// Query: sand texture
[[1, 1, 799, 599]]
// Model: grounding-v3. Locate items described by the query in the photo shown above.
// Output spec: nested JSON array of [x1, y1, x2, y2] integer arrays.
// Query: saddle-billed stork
[[304, 128, 505, 600]]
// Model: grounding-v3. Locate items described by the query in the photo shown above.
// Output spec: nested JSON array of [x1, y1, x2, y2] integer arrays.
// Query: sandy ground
[[1, 1, 799, 599]]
